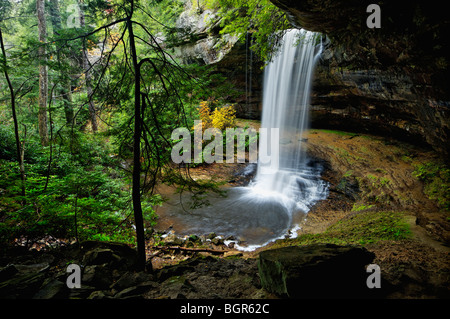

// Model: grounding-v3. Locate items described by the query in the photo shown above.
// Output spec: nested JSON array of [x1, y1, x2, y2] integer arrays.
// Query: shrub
[[211, 104, 236, 131], [0, 125, 41, 163], [197, 100, 212, 130], [0, 133, 159, 245], [413, 161, 450, 211], [196, 100, 236, 131], [0, 125, 17, 161]]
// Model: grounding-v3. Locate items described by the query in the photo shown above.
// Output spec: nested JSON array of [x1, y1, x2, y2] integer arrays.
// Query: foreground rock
[[258, 244, 379, 298], [0, 241, 141, 299], [0, 241, 267, 299], [1, 239, 448, 299]]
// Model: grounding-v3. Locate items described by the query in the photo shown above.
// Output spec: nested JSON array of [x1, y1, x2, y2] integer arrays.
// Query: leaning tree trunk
[[37, 0, 48, 146]]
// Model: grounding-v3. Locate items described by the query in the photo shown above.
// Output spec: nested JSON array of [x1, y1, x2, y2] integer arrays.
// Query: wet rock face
[[172, 1, 240, 65], [214, 39, 264, 120], [170, 1, 264, 120], [310, 65, 449, 151], [270, 0, 450, 156]]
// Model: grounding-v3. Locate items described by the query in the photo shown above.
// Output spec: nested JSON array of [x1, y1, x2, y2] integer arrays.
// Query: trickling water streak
[[249, 34, 253, 106], [245, 32, 254, 109], [245, 32, 248, 107]]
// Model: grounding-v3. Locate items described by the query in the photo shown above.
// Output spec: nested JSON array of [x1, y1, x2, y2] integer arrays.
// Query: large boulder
[[80, 240, 139, 271], [0, 263, 49, 299], [258, 244, 376, 298]]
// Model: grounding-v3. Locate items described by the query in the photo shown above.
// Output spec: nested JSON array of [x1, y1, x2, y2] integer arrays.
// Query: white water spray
[[249, 29, 327, 214]]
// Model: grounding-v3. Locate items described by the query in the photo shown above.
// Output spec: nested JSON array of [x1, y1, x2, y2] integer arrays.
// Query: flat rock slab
[[258, 244, 376, 298]]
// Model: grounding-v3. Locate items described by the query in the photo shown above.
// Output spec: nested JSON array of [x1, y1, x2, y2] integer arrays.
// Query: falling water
[[249, 28, 327, 213], [158, 29, 328, 250]]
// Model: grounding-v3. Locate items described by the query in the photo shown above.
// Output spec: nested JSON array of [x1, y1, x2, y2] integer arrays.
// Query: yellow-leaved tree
[[196, 100, 236, 131]]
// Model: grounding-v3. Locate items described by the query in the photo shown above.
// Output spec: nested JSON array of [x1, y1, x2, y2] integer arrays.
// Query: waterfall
[[159, 29, 328, 250], [249, 28, 327, 213]]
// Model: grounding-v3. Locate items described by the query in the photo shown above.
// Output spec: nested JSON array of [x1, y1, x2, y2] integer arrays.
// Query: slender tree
[[127, 2, 147, 272], [11, 0, 194, 270], [37, 0, 49, 146], [0, 27, 26, 196]]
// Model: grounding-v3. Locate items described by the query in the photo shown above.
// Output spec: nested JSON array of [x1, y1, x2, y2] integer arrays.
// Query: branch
[[151, 245, 230, 255], [56, 17, 128, 44], [0, 15, 35, 22]]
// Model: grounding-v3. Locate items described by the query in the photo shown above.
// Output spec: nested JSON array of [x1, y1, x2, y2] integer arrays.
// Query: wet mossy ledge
[[269, 211, 413, 249]]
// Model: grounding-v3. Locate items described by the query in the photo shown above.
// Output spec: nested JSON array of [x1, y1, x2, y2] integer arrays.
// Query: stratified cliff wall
[[271, 0, 450, 156]]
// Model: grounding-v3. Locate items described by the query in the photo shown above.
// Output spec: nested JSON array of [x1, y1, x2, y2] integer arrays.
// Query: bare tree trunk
[[79, 1, 98, 132], [0, 28, 26, 196], [37, 0, 49, 146]]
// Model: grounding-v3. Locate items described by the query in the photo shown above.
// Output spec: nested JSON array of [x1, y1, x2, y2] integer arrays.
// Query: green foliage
[[137, 0, 185, 44], [201, 0, 291, 62], [413, 161, 450, 211], [0, 132, 160, 245], [0, 119, 44, 164], [310, 129, 358, 137], [325, 211, 412, 244], [0, 124, 17, 161], [352, 203, 375, 212]]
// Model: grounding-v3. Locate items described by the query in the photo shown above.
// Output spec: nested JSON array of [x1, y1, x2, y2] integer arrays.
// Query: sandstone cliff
[[271, 0, 449, 157]]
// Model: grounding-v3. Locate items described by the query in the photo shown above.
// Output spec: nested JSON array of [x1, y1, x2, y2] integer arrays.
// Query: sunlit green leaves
[[204, 0, 291, 62]]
